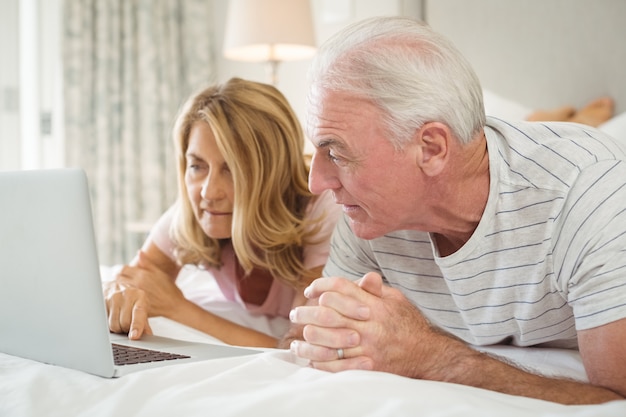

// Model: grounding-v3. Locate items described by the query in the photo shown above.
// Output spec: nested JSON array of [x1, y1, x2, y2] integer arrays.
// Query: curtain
[[63, 0, 216, 265]]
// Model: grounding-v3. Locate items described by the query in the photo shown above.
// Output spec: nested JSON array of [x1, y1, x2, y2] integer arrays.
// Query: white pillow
[[482, 89, 532, 120], [598, 111, 626, 142]]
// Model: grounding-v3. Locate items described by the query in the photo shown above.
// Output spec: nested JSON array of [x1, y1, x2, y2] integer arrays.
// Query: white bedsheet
[[2, 267, 626, 416], [2, 333, 625, 417]]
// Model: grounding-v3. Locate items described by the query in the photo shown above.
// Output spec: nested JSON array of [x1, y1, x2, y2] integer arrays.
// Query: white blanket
[[1, 329, 625, 417], [2, 267, 626, 416]]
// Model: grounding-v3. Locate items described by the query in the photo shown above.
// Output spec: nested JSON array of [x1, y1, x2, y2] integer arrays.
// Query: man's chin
[[348, 218, 386, 240]]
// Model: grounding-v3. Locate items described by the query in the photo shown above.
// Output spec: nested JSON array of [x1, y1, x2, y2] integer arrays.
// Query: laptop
[[0, 168, 260, 377]]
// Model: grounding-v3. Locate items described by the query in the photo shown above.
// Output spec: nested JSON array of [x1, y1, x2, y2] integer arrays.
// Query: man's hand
[[289, 272, 444, 377]]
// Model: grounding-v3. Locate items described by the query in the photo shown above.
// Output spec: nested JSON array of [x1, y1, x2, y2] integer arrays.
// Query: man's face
[[307, 88, 425, 239]]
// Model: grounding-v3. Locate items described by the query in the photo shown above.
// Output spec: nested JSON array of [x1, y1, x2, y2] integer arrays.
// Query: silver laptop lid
[[0, 168, 117, 376]]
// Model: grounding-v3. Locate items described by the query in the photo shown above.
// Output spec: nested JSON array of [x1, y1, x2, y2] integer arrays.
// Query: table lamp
[[223, 0, 316, 85]]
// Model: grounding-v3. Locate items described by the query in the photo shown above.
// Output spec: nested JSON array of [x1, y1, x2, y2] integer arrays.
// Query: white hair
[[306, 16, 486, 146]]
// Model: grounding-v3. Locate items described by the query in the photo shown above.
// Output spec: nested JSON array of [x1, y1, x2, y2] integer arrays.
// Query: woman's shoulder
[[145, 204, 178, 260]]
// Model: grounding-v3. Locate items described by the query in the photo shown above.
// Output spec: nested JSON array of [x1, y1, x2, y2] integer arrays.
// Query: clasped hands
[[289, 272, 445, 378]]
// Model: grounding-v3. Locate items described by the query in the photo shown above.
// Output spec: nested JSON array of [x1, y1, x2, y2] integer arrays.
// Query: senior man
[[287, 16, 626, 405]]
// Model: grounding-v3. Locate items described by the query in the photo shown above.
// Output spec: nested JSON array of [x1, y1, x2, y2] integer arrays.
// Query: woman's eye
[[187, 163, 206, 174]]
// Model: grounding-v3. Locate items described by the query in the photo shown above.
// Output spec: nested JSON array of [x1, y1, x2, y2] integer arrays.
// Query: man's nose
[[308, 150, 340, 195]]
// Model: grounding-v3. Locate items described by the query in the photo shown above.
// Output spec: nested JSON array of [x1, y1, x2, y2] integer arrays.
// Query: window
[[0, 0, 63, 172]]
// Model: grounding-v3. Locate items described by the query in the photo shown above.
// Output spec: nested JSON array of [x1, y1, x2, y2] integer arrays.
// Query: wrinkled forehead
[[305, 86, 374, 138]]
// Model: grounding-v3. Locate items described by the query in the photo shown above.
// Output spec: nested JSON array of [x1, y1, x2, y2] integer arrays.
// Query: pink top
[[149, 190, 341, 318]]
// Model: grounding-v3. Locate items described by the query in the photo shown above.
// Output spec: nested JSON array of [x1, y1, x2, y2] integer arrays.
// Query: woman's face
[[184, 121, 235, 239]]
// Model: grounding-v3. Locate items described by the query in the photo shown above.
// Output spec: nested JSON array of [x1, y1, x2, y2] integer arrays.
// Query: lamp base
[[266, 59, 280, 86]]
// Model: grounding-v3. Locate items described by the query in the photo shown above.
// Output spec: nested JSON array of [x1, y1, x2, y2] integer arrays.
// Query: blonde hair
[[170, 78, 321, 287]]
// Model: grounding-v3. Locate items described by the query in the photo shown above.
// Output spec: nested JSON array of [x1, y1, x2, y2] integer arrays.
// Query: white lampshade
[[223, 0, 316, 63]]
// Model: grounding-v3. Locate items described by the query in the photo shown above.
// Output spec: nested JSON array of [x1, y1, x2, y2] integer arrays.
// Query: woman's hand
[[116, 251, 187, 318], [103, 280, 152, 339], [104, 246, 181, 340]]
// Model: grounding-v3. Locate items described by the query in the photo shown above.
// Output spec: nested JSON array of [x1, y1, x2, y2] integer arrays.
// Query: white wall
[[426, 0, 626, 114]]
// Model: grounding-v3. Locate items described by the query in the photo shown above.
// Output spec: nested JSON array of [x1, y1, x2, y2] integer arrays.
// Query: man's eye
[[328, 151, 341, 163]]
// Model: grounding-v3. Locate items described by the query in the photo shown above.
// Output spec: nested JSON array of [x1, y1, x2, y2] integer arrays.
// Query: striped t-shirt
[[323, 117, 626, 348]]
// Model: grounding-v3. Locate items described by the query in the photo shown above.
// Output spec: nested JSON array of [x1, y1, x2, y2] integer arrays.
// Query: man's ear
[[414, 122, 449, 176]]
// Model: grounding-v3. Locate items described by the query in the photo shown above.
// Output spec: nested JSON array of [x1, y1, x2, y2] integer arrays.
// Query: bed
[[1, 267, 625, 417]]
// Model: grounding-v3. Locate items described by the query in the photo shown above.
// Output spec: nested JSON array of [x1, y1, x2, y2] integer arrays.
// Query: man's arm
[[578, 318, 626, 398], [289, 273, 625, 405], [413, 327, 625, 405]]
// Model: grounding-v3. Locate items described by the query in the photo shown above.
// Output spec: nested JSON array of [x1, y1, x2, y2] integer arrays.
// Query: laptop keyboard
[[112, 343, 190, 366]]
